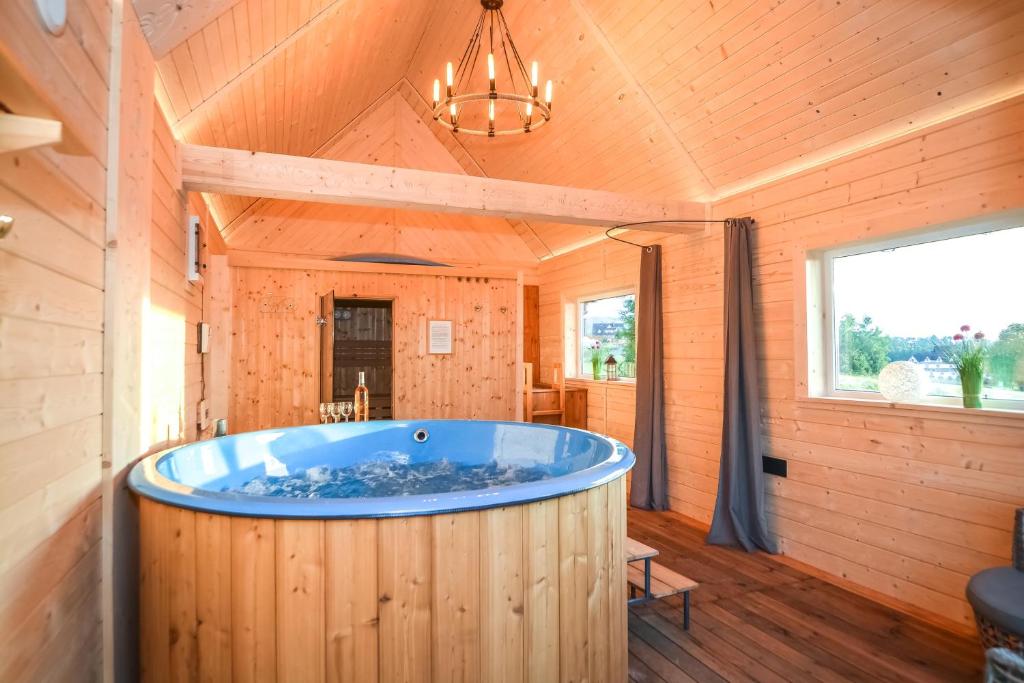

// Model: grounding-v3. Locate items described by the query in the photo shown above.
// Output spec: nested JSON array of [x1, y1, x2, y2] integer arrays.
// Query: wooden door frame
[[329, 295, 397, 418]]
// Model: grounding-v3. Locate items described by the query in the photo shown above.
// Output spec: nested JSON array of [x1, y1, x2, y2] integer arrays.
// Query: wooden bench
[[626, 536, 698, 630]]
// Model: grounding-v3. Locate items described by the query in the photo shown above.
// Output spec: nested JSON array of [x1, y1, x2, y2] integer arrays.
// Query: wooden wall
[[230, 263, 518, 433], [538, 98, 1024, 629], [146, 107, 206, 448], [0, 0, 111, 679], [538, 241, 642, 449], [714, 96, 1024, 629]]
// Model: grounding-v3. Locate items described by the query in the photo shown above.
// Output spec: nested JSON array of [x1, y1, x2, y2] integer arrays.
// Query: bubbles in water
[[226, 457, 554, 499]]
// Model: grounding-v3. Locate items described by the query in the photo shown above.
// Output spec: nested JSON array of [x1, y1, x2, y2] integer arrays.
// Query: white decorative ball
[[878, 361, 929, 403]]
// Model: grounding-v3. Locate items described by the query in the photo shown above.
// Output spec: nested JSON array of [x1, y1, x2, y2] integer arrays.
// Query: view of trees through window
[[831, 226, 1024, 403], [579, 293, 636, 379]]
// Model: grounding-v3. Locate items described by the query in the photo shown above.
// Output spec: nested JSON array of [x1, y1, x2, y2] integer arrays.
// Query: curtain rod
[[604, 218, 731, 249]]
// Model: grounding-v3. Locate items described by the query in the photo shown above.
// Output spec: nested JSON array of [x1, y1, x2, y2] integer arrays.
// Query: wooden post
[[101, 3, 155, 681]]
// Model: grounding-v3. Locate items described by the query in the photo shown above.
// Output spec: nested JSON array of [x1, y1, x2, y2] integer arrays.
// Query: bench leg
[[683, 591, 690, 631], [644, 557, 652, 600]]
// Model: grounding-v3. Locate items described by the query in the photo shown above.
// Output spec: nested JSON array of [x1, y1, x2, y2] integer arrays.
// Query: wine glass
[[340, 401, 353, 423], [329, 402, 342, 423], [319, 403, 329, 424]]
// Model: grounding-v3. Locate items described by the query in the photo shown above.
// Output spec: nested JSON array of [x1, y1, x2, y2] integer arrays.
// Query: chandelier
[[432, 0, 553, 137]]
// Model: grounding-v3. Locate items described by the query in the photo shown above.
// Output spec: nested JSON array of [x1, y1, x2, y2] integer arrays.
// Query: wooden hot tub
[[130, 420, 634, 682]]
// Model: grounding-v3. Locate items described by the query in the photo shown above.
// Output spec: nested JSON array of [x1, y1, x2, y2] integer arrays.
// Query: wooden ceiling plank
[[230, 3, 251, 67], [180, 143, 707, 231], [168, 41, 205, 111], [679, 0, 977, 148], [659, 0, 893, 126], [699, 9, 1024, 176], [708, 48, 1024, 191], [154, 58, 192, 121], [646, 0, 834, 114], [217, 12, 241, 86], [222, 81, 403, 239], [172, 0, 350, 135], [134, 0, 239, 59]]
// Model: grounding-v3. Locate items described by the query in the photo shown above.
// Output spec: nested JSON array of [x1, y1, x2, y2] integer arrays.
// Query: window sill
[[797, 394, 1024, 425], [567, 377, 637, 387]]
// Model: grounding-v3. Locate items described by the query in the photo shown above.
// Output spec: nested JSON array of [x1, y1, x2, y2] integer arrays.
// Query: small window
[[576, 292, 636, 380], [810, 220, 1024, 410]]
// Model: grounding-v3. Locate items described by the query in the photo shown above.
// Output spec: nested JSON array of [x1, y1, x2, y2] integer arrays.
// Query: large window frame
[[564, 288, 637, 383], [805, 213, 1024, 413]]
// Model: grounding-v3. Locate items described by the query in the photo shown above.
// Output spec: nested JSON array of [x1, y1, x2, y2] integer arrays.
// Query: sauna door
[[331, 299, 393, 419]]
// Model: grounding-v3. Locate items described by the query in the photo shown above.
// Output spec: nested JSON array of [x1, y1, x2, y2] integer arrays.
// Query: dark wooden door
[[332, 299, 393, 419]]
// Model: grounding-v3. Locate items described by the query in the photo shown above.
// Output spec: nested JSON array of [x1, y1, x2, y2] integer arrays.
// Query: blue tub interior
[[130, 420, 635, 518]]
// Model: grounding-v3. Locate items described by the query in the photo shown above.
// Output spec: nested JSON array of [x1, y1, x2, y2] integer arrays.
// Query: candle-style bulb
[[531, 61, 538, 87], [449, 102, 458, 121], [487, 52, 496, 91], [446, 62, 453, 87], [525, 101, 533, 127], [432, 79, 440, 105], [545, 80, 553, 105], [489, 99, 495, 122]]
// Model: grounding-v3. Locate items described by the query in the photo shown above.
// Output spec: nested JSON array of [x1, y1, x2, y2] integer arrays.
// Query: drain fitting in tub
[[412, 428, 429, 443]]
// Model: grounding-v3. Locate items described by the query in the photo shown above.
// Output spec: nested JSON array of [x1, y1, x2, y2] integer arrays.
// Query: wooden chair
[[522, 362, 566, 425]]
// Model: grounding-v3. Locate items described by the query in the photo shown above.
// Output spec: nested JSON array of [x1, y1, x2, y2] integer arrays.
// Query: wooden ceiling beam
[[134, 0, 240, 59], [180, 143, 708, 230]]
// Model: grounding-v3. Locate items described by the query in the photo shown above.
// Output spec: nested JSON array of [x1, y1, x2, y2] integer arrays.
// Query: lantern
[[604, 354, 619, 381]]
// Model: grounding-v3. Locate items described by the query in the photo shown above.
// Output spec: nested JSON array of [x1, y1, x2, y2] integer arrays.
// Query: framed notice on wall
[[428, 320, 453, 354]]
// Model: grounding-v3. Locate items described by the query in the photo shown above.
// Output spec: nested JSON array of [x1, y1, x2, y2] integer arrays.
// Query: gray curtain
[[630, 245, 669, 510], [707, 218, 777, 553]]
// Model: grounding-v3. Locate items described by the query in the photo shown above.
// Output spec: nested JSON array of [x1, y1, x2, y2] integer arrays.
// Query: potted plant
[[950, 324, 986, 409], [589, 340, 602, 380]]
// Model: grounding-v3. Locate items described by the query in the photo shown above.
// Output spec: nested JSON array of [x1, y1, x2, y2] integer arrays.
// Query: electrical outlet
[[762, 455, 787, 477]]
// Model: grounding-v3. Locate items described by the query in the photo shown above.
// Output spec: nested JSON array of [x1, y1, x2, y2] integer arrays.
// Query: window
[[576, 292, 636, 380], [809, 219, 1024, 410]]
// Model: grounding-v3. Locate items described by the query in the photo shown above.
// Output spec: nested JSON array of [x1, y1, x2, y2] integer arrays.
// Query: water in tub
[[226, 449, 558, 499]]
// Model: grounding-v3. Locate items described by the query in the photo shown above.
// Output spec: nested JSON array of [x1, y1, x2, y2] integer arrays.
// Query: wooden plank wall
[[0, 0, 112, 679], [540, 97, 1024, 629], [713, 97, 1024, 629], [229, 266, 518, 432], [538, 241, 642, 449], [146, 107, 207, 448]]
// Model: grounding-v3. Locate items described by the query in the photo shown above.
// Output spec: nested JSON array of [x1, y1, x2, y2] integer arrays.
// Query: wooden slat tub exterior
[[138, 475, 628, 682]]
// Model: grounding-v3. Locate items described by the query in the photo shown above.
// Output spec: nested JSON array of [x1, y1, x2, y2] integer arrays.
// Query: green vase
[[960, 371, 983, 409], [591, 357, 601, 380]]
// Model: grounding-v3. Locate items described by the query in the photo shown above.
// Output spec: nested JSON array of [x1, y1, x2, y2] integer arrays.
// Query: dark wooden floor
[[626, 509, 984, 683]]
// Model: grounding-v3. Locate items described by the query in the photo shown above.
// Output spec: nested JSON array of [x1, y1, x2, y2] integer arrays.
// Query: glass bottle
[[354, 371, 370, 422]]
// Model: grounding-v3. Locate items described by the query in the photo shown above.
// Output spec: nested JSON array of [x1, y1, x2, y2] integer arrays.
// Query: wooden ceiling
[[144, 0, 1024, 258]]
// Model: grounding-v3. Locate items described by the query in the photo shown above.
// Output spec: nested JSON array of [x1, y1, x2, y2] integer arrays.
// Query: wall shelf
[[0, 48, 87, 155], [0, 112, 62, 154]]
